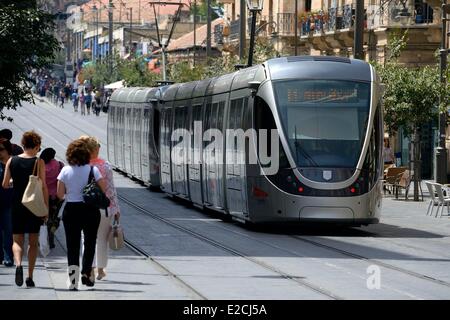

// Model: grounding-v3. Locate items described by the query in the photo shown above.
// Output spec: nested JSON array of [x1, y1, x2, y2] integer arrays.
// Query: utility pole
[[129, 7, 133, 55], [206, 0, 212, 60], [436, 0, 449, 183], [354, 0, 364, 59], [108, 0, 113, 76], [294, 0, 298, 56], [193, 0, 197, 67], [239, 0, 246, 61], [96, 7, 99, 62], [150, 1, 183, 82]]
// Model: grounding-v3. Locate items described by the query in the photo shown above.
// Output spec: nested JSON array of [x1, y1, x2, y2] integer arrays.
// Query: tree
[[0, 2, 59, 121], [117, 57, 160, 87], [373, 31, 449, 200], [191, 0, 222, 21]]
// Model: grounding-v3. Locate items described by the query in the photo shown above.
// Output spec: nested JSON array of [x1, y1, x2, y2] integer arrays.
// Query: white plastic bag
[[39, 224, 50, 257]]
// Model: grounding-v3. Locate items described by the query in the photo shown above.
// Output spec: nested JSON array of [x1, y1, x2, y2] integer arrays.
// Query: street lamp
[[435, 1, 450, 183], [246, 0, 264, 67]]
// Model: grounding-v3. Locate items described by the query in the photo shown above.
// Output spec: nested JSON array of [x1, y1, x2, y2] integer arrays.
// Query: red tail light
[[252, 186, 269, 199], [298, 186, 304, 193], [350, 187, 356, 193]]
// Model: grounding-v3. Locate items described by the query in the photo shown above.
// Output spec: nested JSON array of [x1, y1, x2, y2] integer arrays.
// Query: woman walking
[[1, 131, 48, 288], [79, 91, 86, 116], [40, 148, 64, 249], [79, 136, 120, 280], [57, 139, 106, 290]]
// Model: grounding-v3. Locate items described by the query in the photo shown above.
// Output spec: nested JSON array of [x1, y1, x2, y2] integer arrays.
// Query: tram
[[107, 56, 384, 225]]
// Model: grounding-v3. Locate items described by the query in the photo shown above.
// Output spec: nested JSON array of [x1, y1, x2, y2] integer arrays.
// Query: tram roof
[[265, 56, 372, 82], [175, 81, 199, 100], [110, 87, 137, 103], [132, 87, 159, 103]]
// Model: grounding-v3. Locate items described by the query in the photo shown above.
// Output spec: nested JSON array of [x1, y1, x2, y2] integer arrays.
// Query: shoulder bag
[[22, 159, 48, 217], [82, 166, 110, 209]]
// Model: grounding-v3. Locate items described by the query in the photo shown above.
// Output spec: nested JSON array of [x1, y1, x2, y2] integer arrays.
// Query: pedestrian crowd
[[0, 129, 120, 290], [31, 69, 112, 116]]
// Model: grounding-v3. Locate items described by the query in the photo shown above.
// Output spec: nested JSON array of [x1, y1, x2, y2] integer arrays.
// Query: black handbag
[[83, 166, 110, 211]]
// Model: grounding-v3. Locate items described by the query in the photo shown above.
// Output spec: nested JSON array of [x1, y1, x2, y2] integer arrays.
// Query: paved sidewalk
[[0, 227, 197, 300]]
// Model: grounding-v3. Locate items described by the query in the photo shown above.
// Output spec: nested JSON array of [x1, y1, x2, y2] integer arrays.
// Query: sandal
[[25, 277, 35, 288], [81, 274, 95, 287], [15, 266, 23, 287]]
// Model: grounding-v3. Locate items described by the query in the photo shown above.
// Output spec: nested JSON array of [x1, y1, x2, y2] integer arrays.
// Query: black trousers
[[63, 202, 100, 276]]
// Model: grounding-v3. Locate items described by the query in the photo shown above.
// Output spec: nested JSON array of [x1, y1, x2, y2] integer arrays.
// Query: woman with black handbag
[[79, 136, 119, 281], [57, 139, 106, 290]]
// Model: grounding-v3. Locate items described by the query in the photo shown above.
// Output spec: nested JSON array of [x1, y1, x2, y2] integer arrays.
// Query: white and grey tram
[[108, 56, 384, 225]]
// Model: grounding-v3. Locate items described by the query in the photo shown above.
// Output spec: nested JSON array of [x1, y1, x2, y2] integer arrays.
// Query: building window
[[305, 0, 311, 12]]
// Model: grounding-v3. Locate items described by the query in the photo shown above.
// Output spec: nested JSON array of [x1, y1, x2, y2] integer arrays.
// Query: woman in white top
[[79, 135, 120, 280], [383, 138, 395, 165], [57, 139, 107, 290]]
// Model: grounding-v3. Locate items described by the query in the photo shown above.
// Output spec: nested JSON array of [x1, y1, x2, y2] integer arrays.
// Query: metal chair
[[432, 183, 450, 218], [425, 182, 438, 216]]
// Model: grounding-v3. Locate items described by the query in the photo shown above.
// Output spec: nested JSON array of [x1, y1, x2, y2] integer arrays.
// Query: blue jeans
[[0, 206, 13, 263]]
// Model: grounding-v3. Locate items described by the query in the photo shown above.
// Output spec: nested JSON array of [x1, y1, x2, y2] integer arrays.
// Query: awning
[[104, 80, 124, 89]]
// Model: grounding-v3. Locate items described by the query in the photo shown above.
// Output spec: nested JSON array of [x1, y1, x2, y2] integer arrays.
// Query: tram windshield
[[273, 80, 370, 168]]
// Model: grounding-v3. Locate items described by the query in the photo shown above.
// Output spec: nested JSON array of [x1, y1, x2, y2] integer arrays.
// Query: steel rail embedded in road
[[117, 194, 342, 300], [123, 238, 208, 300], [289, 235, 450, 289]]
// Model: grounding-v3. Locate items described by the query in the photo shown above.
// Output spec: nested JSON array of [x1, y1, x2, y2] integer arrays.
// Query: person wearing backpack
[[84, 90, 92, 115], [57, 139, 106, 290], [71, 90, 79, 112]]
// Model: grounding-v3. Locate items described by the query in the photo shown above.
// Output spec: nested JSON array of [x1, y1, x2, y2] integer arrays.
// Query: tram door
[[172, 106, 189, 198], [226, 97, 248, 215], [160, 107, 173, 193], [107, 104, 116, 166], [116, 106, 125, 170], [188, 105, 203, 206], [203, 101, 225, 209], [140, 105, 150, 184], [132, 105, 142, 179], [124, 106, 133, 174]]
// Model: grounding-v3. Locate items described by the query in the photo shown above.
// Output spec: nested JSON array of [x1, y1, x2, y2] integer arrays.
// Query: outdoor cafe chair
[[432, 183, 450, 218], [425, 182, 438, 216]]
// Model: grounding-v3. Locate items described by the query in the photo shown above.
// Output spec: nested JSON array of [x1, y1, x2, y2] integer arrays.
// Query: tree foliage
[[79, 56, 160, 88], [0, 2, 59, 121], [191, 0, 222, 20]]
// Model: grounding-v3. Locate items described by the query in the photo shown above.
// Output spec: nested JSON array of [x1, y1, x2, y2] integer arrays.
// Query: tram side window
[[254, 97, 290, 169]]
